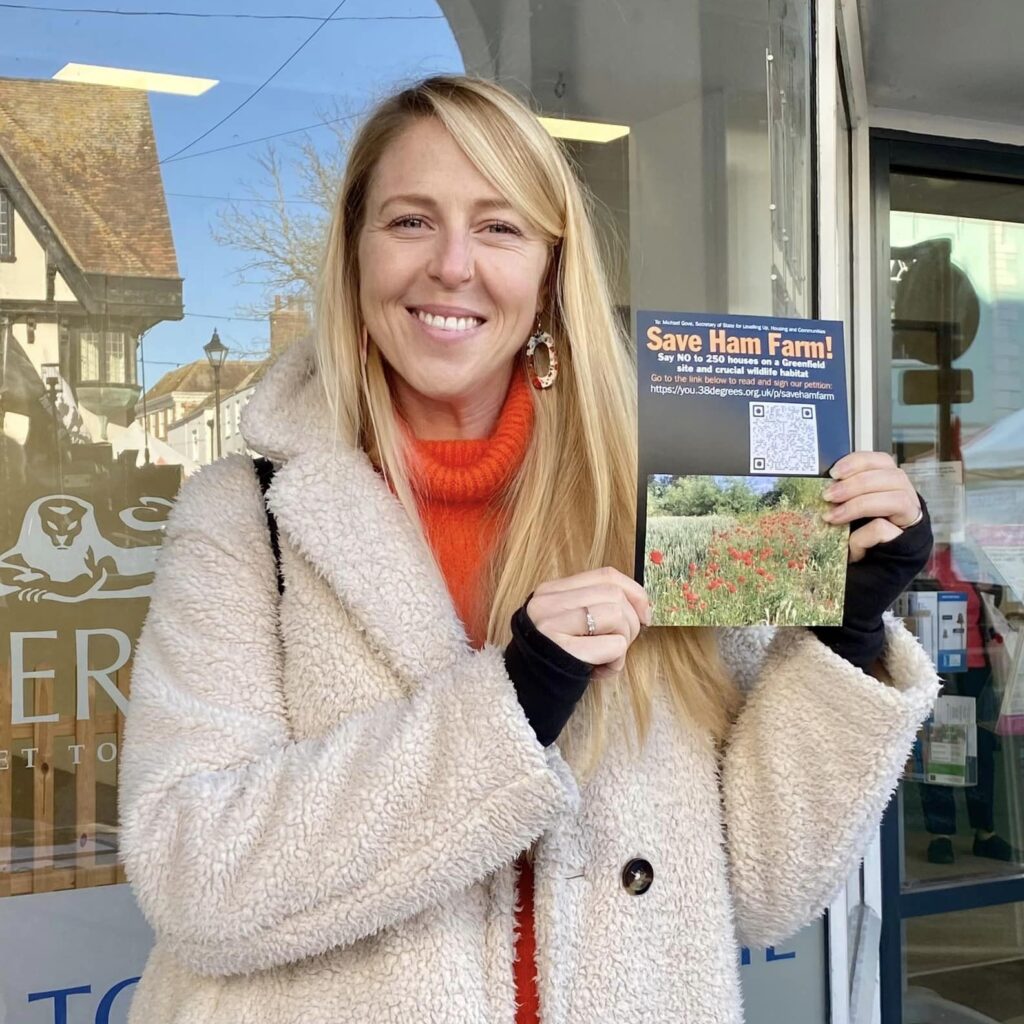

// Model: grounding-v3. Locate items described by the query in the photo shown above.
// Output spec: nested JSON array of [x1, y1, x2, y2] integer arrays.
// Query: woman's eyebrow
[[379, 193, 516, 214]]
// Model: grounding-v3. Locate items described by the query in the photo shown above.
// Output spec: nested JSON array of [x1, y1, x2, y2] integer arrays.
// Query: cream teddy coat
[[118, 336, 940, 1024]]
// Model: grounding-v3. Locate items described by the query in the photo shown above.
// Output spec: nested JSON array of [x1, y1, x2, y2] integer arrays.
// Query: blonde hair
[[314, 75, 739, 781]]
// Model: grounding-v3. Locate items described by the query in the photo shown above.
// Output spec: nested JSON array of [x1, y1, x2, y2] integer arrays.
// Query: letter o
[[97, 742, 117, 763]]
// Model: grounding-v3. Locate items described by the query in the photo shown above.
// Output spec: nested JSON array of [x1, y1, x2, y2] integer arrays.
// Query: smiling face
[[357, 117, 552, 439]]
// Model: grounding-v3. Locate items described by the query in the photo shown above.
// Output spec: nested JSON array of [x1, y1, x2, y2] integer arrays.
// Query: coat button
[[621, 858, 654, 895]]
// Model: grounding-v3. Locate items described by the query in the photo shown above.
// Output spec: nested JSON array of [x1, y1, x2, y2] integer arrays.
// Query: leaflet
[[635, 310, 851, 627]]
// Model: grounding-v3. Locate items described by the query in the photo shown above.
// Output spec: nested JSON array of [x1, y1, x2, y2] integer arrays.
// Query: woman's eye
[[486, 221, 522, 236], [390, 215, 426, 229]]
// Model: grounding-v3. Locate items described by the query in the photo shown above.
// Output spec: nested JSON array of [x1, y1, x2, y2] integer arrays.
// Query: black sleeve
[[503, 594, 592, 747], [810, 495, 934, 671]]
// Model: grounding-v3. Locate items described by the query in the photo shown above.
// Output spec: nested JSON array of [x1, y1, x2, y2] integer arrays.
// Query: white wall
[[0, 206, 46, 300], [726, 104, 773, 315], [54, 271, 75, 302], [629, 95, 708, 311], [8, 318, 60, 376]]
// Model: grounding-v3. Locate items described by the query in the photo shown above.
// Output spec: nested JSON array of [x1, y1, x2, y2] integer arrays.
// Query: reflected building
[[0, 77, 183, 468]]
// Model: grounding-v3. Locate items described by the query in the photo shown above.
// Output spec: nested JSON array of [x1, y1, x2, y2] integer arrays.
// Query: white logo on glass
[[0, 494, 170, 602]]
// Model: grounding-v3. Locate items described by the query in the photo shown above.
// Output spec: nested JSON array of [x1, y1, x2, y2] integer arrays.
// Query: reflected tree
[[212, 109, 355, 312]]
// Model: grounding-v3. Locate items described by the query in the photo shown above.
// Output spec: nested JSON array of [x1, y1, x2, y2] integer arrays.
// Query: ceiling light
[[53, 63, 217, 97], [538, 116, 629, 143]]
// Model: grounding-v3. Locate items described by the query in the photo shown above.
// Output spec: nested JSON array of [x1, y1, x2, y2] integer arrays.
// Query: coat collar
[[240, 337, 475, 682]]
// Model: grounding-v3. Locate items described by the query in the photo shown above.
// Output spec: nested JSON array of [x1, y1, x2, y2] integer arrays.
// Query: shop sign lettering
[[27, 977, 139, 1024]]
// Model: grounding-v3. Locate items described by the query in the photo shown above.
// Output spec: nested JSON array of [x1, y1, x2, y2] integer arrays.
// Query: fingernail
[[822, 509, 836, 523], [829, 464, 842, 479], [645, 606, 654, 626], [822, 485, 837, 500]]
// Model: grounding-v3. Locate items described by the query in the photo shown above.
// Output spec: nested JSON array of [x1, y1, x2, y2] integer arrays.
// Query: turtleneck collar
[[404, 370, 535, 504]]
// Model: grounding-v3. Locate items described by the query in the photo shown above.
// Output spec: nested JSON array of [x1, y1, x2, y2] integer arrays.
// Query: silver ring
[[900, 506, 925, 530], [584, 606, 597, 636]]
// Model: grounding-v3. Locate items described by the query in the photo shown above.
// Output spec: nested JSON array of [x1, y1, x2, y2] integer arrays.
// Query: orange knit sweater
[[405, 371, 540, 1024]]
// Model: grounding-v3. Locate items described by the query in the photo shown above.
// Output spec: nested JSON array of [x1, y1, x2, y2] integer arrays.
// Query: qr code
[[749, 402, 819, 474]]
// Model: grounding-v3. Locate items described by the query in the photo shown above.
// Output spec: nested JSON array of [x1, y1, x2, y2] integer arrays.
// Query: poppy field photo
[[643, 474, 848, 627]]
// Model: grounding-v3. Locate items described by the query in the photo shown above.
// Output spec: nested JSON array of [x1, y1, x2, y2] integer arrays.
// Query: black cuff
[[503, 596, 591, 747], [810, 494, 934, 672], [809, 620, 886, 672]]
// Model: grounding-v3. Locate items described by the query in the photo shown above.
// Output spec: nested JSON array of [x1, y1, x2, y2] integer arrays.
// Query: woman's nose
[[427, 230, 473, 288]]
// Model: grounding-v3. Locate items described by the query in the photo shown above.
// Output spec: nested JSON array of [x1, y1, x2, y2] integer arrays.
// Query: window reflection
[[0, 0, 811, 906], [891, 178, 1024, 890], [905, 902, 1024, 1023]]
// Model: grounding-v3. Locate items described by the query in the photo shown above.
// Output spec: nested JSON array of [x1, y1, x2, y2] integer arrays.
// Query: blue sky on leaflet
[[2, 0, 463, 372]]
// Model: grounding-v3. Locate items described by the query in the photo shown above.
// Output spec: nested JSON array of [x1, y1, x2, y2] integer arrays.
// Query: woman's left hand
[[810, 451, 932, 671], [822, 451, 923, 563]]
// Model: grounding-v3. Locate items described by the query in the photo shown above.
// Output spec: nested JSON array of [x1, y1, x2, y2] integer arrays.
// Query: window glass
[[887, 169, 1024, 1020], [0, 2, 813, 1015], [107, 331, 127, 384], [80, 330, 101, 381], [890, 174, 1024, 893], [905, 902, 1024, 1022]]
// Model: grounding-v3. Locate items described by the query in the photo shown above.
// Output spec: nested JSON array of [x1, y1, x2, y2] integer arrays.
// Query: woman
[[119, 75, 939, 1023]]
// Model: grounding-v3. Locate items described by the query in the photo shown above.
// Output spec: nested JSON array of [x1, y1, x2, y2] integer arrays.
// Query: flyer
[[635, 310, 851, 627], [919, 695, 978, 787]]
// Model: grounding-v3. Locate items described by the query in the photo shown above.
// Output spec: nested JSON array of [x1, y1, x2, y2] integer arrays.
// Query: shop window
[[0, 10, 815, 1021]]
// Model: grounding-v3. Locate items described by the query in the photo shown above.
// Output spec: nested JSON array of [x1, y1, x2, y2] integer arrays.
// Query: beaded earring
[[525, 315, 558, 389]]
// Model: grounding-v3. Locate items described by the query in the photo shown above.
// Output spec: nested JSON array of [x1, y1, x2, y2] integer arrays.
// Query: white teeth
[[415, 309, 482, 331]]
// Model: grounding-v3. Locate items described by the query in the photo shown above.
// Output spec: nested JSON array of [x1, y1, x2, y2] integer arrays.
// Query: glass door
[[875, 136, 1024, 1024]]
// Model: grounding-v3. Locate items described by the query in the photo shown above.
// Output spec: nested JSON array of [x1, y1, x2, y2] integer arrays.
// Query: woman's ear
[[539, 244, 560, 318]]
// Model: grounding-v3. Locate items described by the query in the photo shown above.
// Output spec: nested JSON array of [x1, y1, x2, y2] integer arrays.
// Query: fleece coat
[[118, 336, 941, 1024]]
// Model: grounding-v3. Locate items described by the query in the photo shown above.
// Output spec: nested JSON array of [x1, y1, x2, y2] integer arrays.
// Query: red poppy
[[650, 550, 664, 565]]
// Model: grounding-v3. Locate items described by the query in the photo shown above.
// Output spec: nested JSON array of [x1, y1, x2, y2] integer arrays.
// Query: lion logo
[[0, 494, 171, 602]]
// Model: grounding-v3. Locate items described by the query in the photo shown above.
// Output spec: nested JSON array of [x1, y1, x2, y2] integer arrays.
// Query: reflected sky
[[2, 0, 463, 369]]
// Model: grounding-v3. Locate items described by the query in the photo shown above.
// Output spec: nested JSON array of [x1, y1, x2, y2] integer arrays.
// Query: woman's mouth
[[407, 307, 487, 339]]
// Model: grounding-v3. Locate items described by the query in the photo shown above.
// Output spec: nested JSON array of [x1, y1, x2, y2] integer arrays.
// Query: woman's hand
[[822, 451, 923, 563], [811, 451, 933, 672], [527, 567, 652, 678]]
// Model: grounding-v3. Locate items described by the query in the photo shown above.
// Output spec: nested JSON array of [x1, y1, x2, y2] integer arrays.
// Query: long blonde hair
[[314, 75, 738, 780]]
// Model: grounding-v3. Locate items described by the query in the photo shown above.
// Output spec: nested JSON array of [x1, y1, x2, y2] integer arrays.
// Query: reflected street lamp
[[203, 329, 228, 461], [41, 361, 64, 490]]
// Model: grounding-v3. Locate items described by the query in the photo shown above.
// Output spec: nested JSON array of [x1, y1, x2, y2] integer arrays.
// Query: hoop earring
[[525, 317, 558, 390]]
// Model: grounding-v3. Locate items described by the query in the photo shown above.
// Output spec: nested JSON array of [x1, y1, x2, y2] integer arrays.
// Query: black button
[[621, 858, 654, 895]]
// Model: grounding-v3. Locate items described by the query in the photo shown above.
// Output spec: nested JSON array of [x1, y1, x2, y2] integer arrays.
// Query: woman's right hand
[[526, 567, 653, 678]]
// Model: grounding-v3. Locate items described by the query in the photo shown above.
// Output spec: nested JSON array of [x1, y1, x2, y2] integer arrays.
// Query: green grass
[[644, 509, 846, 627]]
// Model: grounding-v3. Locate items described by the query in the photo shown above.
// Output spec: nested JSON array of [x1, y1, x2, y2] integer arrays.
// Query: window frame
[[76, 327, 135, 385]]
